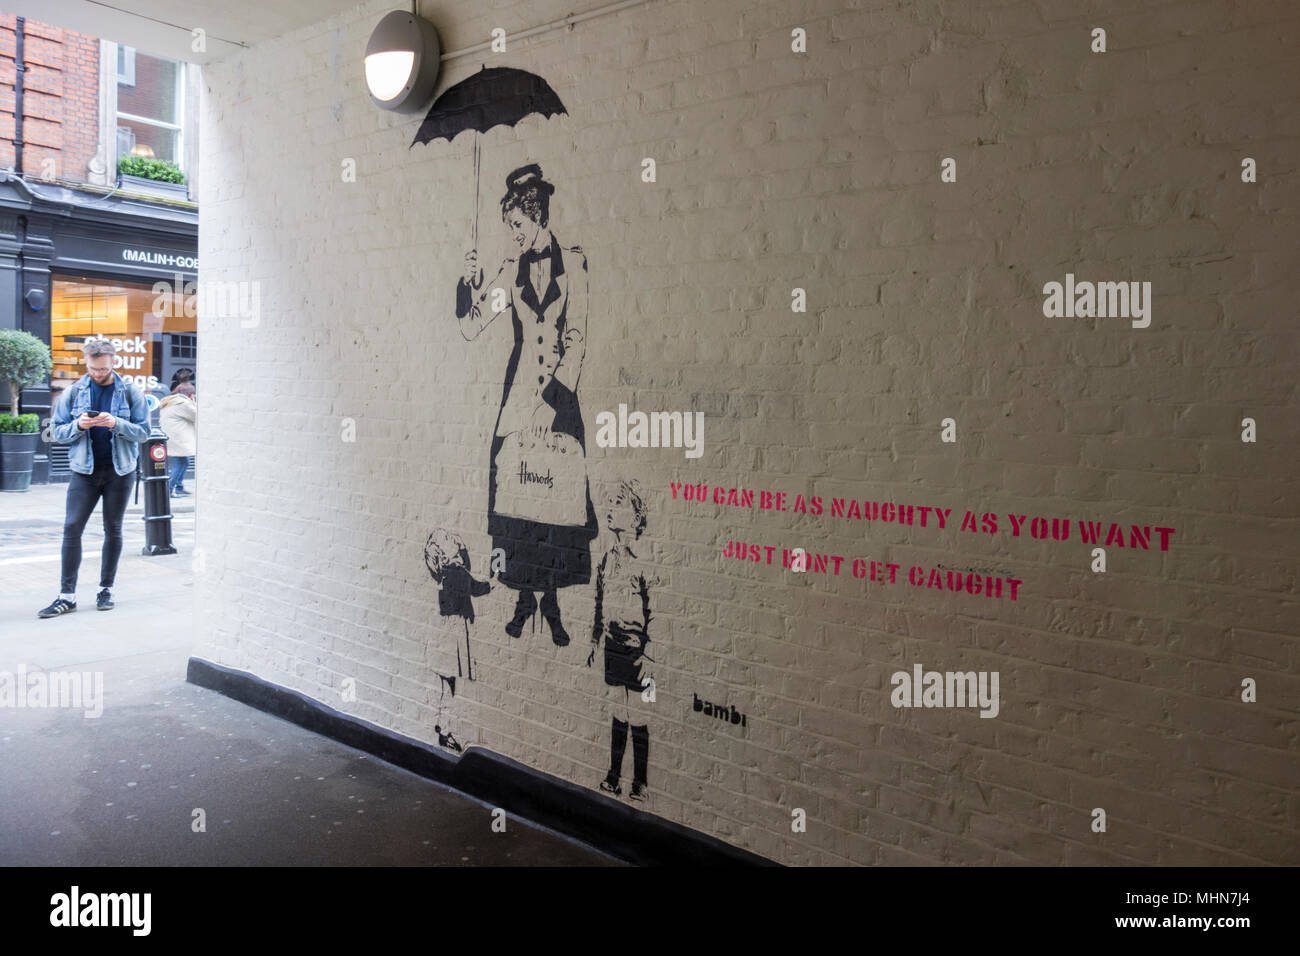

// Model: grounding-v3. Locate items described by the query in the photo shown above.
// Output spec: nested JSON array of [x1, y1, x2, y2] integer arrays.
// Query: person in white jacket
[[158, 383, 196, 496]]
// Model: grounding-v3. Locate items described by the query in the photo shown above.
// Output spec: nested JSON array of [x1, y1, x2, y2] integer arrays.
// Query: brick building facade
[[0, 15, 101, 182], [0, 14, 198, 482]]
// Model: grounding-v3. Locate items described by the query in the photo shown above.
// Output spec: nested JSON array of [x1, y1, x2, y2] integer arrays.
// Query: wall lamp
[[364, 8, 441, 113]]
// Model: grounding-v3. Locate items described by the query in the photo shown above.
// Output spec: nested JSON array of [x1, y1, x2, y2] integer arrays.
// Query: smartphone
[[86, 410, 99, 417]]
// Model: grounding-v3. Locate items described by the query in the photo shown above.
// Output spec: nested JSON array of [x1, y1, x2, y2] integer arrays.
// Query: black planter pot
[[0, 432, 39, 492]]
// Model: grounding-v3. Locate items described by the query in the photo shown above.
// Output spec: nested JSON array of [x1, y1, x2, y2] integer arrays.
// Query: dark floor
[[0, 484, 619, 866]]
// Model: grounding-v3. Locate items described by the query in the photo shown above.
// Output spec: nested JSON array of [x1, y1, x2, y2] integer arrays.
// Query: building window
[[116, 44, 135, 85], [170, 333, 197, 360], [116, 50, 183, 167]]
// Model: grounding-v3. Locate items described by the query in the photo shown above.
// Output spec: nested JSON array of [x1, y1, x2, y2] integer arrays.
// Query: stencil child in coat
[[424, 528, 491, 743], [587, 480, 654, 801]]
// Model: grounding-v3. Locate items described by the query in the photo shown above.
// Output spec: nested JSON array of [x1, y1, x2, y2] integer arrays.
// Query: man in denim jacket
[[38, 339, 152, 618]]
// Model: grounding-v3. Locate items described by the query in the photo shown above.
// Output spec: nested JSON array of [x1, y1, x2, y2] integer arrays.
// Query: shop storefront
[[0, 175, 197, 482]]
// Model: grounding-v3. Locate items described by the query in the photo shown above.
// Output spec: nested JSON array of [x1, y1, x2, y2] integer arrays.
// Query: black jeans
[[60, 461, 135, 594]]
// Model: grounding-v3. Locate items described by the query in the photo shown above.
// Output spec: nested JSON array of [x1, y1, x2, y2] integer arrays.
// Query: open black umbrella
[[411, 66, 567, 249]]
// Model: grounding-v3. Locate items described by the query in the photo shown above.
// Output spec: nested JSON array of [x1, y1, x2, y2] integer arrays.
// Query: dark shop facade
[[0, 174, 197, 482]]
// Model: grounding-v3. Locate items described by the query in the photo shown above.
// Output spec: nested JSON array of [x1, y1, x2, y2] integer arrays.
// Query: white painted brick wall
[[192, 0, 1300, 865]]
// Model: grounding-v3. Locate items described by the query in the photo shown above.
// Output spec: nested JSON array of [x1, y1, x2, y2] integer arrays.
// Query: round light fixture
[[364, 10, 441, 113]]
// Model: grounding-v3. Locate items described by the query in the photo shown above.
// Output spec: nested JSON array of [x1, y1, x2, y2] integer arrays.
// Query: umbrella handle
[[472, 134, 481, 250]]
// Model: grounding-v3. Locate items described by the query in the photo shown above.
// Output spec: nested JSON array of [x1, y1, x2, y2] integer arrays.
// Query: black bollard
[[140, 429, 177, 556]]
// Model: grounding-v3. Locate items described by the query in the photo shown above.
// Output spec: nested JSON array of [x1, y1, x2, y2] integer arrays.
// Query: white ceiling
[[3, 0, 369, 63]]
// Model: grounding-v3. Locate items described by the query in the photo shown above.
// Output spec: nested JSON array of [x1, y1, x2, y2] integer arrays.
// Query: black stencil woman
[[455, 164, 599, 645], [587, 480, 654, 801]]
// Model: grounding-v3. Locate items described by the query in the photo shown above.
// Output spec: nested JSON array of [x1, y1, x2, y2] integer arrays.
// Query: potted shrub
[[0, 329, 53, 492], [117, 156, 190, 201]]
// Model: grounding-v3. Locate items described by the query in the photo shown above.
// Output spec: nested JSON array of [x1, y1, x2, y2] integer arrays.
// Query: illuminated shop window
[[50, 275, 195, 407]]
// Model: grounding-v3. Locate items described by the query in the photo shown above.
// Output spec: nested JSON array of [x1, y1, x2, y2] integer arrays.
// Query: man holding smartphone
[[38, 339, 152, 618]]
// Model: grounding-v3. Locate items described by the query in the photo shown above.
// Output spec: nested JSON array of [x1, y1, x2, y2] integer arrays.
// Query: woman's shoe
[[505, 590, 537, 639], [599, 775, 621, 796], [539, 590, 570, 646]]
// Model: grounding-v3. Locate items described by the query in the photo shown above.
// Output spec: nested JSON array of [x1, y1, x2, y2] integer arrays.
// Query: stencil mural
[[413, 69, 663, 803], [415, 70, 615, 758], [456, 163, 599, 644], [416, 67, 596, 644], [588, 480, 654, 800], [423, 528, 491, 687], [422, 528, 490, 749], [412, 67, 568, 255]]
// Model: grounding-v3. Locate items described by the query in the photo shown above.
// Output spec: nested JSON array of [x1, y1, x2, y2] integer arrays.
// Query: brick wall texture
[[192, 0, 1300, 865], [0, 15, 99, 182]]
